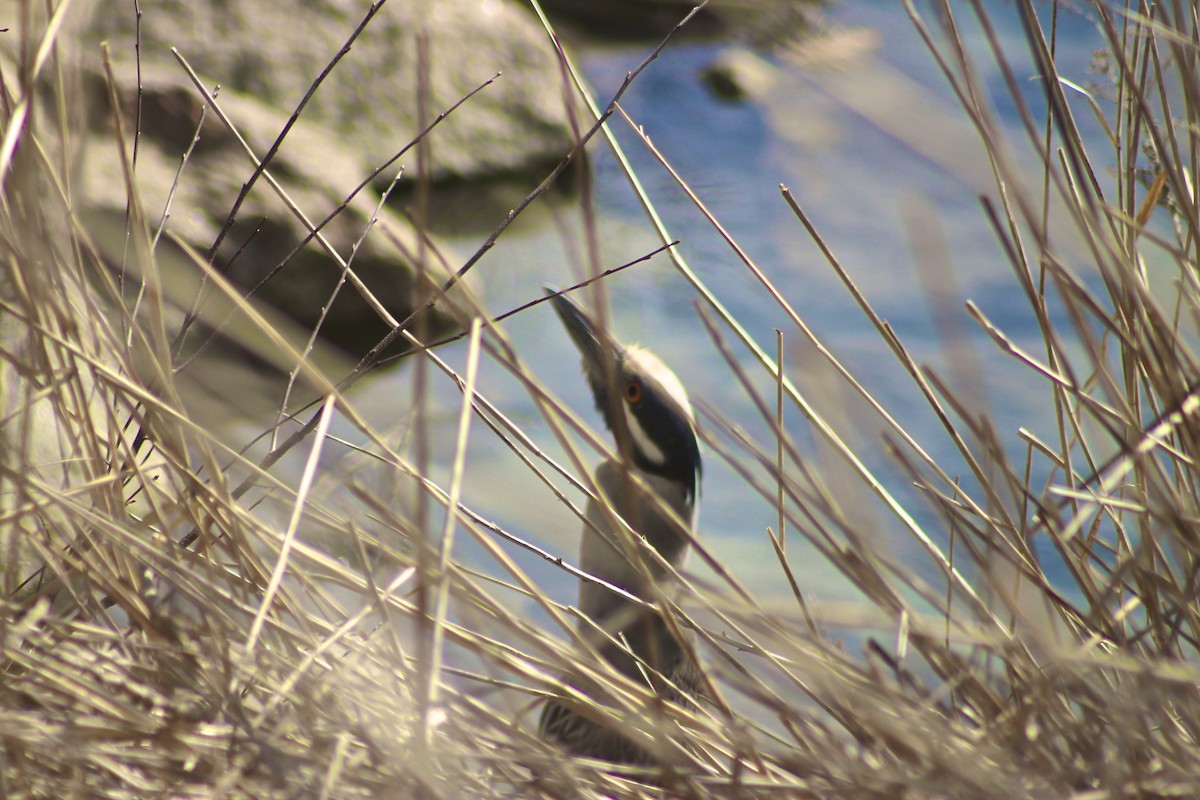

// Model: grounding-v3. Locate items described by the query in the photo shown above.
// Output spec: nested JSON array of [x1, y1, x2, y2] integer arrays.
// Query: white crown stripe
[[625, 346, 695, 422]]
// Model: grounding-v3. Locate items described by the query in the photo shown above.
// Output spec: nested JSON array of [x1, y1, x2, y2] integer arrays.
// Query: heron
[[538, 287, 706, 766]]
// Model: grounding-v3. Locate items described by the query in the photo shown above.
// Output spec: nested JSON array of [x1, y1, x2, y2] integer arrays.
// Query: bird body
[[538, 289, 705, 765]]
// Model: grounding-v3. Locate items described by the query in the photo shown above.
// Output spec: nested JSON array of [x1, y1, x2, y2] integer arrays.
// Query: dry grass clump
[[3, 1, 1200, 798]]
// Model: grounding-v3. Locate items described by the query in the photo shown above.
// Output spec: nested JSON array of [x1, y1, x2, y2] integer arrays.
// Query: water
[[352, 1, 1117, 640]]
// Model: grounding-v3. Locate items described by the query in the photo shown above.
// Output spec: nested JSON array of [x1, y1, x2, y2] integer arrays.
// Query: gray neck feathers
[[577, 459, 693, 641]]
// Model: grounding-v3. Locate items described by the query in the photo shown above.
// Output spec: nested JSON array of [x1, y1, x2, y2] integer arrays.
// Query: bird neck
[[577, 459, 694, 625]]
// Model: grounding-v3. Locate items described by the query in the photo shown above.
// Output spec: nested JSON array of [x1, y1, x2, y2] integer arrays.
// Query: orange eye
[[625, 380, 643, 405]]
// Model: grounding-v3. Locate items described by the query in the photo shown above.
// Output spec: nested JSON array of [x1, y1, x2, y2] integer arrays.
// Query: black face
[[545, 287, 702, 503], [617, 371, 702, 504]]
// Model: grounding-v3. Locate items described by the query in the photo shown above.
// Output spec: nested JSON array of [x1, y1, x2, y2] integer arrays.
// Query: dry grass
[[3, 0, 1200, 798]]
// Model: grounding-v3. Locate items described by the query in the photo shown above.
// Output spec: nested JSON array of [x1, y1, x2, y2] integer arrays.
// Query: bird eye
[[625, 380, 644, 405]]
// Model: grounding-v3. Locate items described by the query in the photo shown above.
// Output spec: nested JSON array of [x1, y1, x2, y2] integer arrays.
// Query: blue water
[[362, 1, 1122, 640]]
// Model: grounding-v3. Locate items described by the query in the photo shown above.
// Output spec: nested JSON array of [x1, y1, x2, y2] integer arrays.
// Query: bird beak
[[543, 286, 620, 390]]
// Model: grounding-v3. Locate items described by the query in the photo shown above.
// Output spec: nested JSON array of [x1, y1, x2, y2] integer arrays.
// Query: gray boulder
[[91, 0, 575, 183], [82, 0, 578, 357]]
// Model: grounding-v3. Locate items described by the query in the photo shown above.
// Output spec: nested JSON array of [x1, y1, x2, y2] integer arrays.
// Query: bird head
[[546, 287, 702, 505]]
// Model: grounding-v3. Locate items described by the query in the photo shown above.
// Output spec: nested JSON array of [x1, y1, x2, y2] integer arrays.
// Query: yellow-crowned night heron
[[538, 287, 705, 765]]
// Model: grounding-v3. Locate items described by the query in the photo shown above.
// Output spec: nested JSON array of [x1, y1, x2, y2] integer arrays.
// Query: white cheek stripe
[[690, 483, 700, 526], [623, 403, 666, 465]]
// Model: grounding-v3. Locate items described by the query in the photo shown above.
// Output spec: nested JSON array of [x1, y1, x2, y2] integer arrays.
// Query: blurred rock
[[540, 0, 725, 38], [91, 0, 574, 183], [84, 63, 465, 360], [80, 0, 581, 358], [541, 0, 820, 48], [701, 48, 780, 102]]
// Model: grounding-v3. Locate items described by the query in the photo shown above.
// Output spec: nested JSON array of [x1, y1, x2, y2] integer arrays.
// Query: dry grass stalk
[[2, 1, 1200, 797]]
